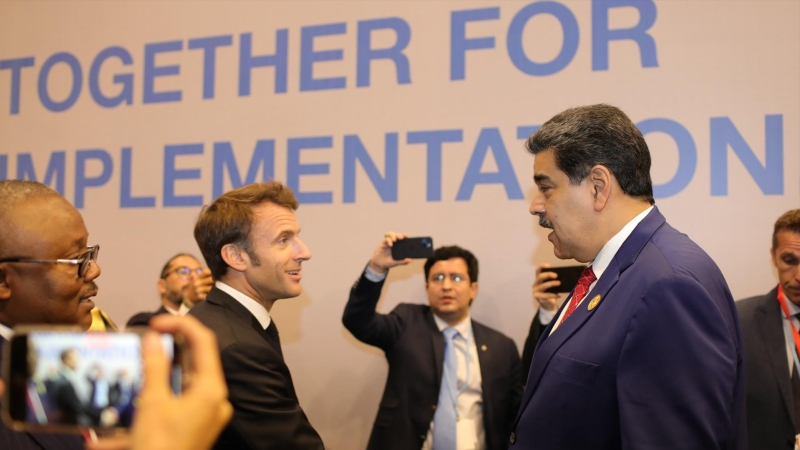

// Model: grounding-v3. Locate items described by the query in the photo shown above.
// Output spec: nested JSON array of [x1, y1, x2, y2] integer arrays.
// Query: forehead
[[775, 230, 800, 254], [428, 257, 469, 275], [251, 202, 299, 237], [167, 255, 200, 269], [4, 197, 87, 256]]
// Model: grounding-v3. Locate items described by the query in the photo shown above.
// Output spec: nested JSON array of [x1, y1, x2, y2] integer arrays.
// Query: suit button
[[431, 404, 437, 411], [509, 432, 516, 444]]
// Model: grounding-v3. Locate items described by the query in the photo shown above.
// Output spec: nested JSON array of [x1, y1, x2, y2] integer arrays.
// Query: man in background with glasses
[[0, 179, 100, 450], [126, 253, 213, 328], [342, 233, 522, 450]]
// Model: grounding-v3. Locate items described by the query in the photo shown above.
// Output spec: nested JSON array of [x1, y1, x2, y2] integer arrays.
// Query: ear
[[588, 165, 612, 211], [469, 281, 479, 301], [0, 266, 9, 301], [220, 244, 248, 273], [770, 247, 777, 268], [157, 278, 167, 295]]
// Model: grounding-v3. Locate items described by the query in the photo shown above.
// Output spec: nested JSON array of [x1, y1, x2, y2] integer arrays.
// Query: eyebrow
[[533, 174, 552, 183]]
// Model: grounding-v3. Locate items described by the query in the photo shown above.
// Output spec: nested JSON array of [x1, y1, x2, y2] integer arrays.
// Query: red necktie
[[558, 266, 596, 325]]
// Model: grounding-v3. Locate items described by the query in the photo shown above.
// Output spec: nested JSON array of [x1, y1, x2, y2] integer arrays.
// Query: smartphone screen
[[3, 330, 181, 432]]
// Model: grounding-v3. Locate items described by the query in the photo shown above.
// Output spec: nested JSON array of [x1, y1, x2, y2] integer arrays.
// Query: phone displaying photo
[[2, 329, 184, 433]]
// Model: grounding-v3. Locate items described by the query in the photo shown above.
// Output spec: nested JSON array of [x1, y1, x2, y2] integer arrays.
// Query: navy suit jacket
[[343, 271, 522, 450], [510, 207, 746, 450], [737, 287, 797, 450]]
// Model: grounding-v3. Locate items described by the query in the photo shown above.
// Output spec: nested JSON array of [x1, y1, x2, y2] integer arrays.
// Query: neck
[[583, 199, 651, 262], [219, 275, 275, 312], [437, 312, 470, 327], [161, 298, 180, 311]]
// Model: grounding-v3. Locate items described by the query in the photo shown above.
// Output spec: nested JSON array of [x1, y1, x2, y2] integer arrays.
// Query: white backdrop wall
[[1, 1, 798, 448]]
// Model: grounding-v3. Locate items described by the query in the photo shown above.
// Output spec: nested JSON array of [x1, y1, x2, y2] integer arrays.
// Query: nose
[[85, 260, 101, 281], [441, 277, 453, 290], [529, 192, 545, 216], [295, 237, 312, 261]]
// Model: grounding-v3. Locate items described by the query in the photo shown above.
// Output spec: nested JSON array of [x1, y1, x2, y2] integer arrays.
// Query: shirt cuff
[[364, 265, 387, 283], [538, 307, 557, 325]]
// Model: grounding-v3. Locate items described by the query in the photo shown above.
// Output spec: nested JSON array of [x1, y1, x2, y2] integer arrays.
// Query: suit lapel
[[756, 288, 794, 425], [472, 322, 494, 420], [426, 311, 445, 386], [515, 207, 666, 424]]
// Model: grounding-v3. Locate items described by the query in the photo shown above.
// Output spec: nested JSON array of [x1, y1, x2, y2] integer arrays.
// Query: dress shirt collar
[[177, 302, 191, 316], [433, 312, 473, 337], [786, 293, 800, 317], [0, 322, 11, 341], [215, 281, 272, 329], [590, 206, 654, 281], [164, 304, 179, 316]]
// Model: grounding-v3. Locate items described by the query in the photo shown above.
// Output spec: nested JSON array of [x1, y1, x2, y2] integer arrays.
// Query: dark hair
[[526, 104, 654, 205], [160, 253, 199, 278], [424, 246, 479, 282], [194, 182, 299, 279], [773, 209, 800, 250]]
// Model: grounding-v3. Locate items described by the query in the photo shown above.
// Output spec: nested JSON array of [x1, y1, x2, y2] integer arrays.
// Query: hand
[[367, 231, 412, 274], [183, 269, 213, 307], [87, 315, 232, 450], [533, 263, 563, 312]]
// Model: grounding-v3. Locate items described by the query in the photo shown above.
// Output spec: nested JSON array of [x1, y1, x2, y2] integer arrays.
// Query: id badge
[[456, 418, 479, 450]]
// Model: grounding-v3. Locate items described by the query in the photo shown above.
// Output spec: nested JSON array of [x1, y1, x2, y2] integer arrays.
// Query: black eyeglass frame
[[161, 266, 203, 279], [0, 245, 100, 278]]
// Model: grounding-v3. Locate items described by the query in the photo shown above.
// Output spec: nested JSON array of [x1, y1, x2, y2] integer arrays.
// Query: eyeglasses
[[0, 245, 100, 278], [162, 266, 203, 279], [430, 273, 467, 284]]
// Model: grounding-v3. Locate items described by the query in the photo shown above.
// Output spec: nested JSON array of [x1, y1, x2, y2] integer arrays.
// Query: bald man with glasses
[[0, 179, 101, 450], [126, 253, 213, 328]]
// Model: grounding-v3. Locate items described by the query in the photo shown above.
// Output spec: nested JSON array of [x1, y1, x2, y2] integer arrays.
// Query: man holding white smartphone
[[0, 180, 101, 450]]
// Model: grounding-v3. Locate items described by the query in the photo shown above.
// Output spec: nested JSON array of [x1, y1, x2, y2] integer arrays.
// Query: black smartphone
[[2, 328, 186, 433], [391, 237, 434, 260], [541, 265, 587, 294]]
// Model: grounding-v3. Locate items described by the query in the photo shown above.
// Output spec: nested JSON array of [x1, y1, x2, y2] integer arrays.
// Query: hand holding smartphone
[[391, 237, 434, 260], [540, 265, 587, 294]]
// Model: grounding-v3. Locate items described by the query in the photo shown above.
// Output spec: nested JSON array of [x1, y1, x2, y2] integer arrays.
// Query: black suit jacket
[[189, 286, 324, 450], [737, 287, 797, 450], [0, 337, 84, 450], [342, 271, 522, 450], [520, 310, 547, 383], [125, 305, 170, 328]]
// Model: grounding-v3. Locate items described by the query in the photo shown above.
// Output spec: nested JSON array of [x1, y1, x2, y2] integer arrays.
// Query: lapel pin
[[587, 294, 602, 311], [480, 344, 487, 352]]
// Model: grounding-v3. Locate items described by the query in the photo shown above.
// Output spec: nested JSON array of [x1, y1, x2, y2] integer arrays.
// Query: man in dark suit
[[343, 235, 522, 450], [190, 181, 324, 450], [0, 180, 101, 450], [511, 104, 746, 449], [737, 209, 800, 450], [126, 253, 212, 327]]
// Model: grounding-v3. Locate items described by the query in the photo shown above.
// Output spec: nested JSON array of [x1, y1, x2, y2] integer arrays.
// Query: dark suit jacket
[[510, 207, 747, 450], [342, 271, 523, 450], [189, 286, 324, 450], [0, 337, 84, 450], [521, 310, 547, 383], [125, 305, 170, 328], [737, 287, 797, 450]]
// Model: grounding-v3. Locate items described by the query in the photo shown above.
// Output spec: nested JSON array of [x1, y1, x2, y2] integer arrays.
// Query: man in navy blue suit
[[511, 104, 746, 450]]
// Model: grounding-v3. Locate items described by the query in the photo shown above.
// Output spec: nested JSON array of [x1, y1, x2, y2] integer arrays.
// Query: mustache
[[81, 282, 99, 297], [538, 215, 553, 229]]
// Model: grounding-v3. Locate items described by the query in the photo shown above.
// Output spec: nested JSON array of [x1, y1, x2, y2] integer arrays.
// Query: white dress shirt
[[550, 206, 654, 335], [0, 322, 12, 341], [215, 281, 272, 329]]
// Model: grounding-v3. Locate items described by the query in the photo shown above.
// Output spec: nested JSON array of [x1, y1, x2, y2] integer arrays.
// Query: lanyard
[[776, 286, 800, 376], [445, 328, 472, 419]]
